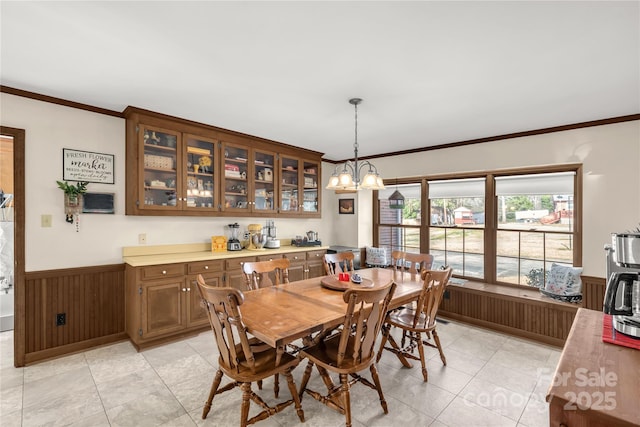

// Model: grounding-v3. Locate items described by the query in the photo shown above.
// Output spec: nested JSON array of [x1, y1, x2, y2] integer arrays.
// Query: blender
[[264, 219, 280, 249], [227, 223, 242, 251]]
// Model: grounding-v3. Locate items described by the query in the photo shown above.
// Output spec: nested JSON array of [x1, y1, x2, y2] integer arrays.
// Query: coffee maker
[[603, 233, 640, 338]]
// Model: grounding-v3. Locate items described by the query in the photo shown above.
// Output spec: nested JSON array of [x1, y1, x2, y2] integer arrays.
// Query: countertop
[[123, 242, 329, 267], [546, 308, 640, 427]]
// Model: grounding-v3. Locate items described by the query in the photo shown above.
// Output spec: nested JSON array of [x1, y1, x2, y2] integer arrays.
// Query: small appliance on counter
[[227, 223, 242, 251], [247, 223, 267, 250], [291, 231, 322, 247], [264, 219, 280, 249], [604, 232, 640, 339]]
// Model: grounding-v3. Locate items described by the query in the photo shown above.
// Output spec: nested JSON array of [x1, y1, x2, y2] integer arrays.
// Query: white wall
[[4, 93, 637, 277], [371, 120, 640, 277], [2, 94, 331, 271]]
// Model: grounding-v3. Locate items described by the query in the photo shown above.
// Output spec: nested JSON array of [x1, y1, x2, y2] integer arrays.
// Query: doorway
[[0, 126, 25, 367], [0, 135, 15, 331]]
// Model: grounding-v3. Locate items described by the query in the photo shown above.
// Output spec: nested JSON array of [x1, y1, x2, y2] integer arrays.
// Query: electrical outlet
[[41, 214, 52, 228], [56, 313, 66, 326], [138, 233, 147, 244]]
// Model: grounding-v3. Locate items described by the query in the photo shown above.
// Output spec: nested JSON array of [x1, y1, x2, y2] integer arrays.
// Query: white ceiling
[[1, 1, 638, 161]]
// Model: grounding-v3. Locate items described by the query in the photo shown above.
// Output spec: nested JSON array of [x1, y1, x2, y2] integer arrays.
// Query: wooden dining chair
[[376, 267, 452, 382], [242, 258, 290, 291], [323, 252, 355, 275], [298, 281, 397, 427], [390, 250, 406, 270], [196, 275, 305, 426], [403, 252, 434, 274]]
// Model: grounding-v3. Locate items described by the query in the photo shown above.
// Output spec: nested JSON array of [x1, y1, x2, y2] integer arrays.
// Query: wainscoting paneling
[[23, 264, 126, 364], [439, 284, 579, 347], [581, 275, 606, 312]]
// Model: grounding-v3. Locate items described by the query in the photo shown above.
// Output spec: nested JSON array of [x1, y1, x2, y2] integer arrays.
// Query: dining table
[[240, 267, 424, 353]]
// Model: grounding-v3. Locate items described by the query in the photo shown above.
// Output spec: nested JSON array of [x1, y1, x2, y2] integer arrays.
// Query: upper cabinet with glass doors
[[279, 156, 320, 215], [221, 142, 277, 215], [125, 107, 321, 218]]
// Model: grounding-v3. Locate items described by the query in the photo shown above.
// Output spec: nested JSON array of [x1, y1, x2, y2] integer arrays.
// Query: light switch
[[41, 214, 52, 228]]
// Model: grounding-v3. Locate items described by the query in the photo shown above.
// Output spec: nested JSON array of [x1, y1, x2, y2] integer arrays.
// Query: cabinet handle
[[294, 256, 298, 260], [187, 287, 191, 291], [182, 288, 187, 292], [269, 258, 273, 261], [162, 270, 167, 275], [204, 265, 209, 270]]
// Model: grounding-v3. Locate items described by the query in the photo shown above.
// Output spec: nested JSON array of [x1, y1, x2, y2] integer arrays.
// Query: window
[[428, 178, 485, 278], [495, 172, 575, 287], [373, 166, 581, 288], [377, 183, 422, 253]]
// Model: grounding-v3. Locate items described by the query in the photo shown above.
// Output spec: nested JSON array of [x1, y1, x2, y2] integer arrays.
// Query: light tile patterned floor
[[0, 319, 559, 426]]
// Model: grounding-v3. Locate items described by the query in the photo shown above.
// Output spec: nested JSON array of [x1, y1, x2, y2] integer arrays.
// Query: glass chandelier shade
[[325, 98, 385, 191]]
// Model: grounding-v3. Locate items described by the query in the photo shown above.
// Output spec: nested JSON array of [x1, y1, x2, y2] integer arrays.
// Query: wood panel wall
[[581, 275, 606, 312], [439, 286, 579, 347], [23, 264, 126, 364]]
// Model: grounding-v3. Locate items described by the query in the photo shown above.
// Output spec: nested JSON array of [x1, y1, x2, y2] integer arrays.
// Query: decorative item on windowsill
[[56, 180, 88, 232], [388, 178, 405, 209], [325, 98, 385, 192]]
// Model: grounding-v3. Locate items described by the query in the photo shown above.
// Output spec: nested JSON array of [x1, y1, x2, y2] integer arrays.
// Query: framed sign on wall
[[63, 149, 114, 184]]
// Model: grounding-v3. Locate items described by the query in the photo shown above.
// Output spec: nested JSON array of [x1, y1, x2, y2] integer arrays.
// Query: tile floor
[[0, 320, 560, 426]]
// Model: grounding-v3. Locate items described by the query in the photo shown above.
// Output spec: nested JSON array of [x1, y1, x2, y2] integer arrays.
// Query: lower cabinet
[[224, 256, 257, 291], [125, 249, 327, 350], [306, 250, 326, 278], [282, 252, 307, 282], [126, 260, 223, 349]]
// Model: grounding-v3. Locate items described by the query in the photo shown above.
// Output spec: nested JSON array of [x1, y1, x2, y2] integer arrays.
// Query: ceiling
[[1, 1, 638, 161]]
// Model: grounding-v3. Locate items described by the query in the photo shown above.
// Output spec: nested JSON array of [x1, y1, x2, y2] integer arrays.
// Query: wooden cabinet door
[[187, 272, 222, 327], [306, 250, 327, 279], [183, 134, 218, 212], [279, 156, 300, 212], [225, 270, 248, 291], [253, 149, 277, 213], [138, 124, 181, 212], [140, 278, 186, 339], [301, 159, 320, 214], [221, 142, 251, 213], [282, 252, 306, 282]]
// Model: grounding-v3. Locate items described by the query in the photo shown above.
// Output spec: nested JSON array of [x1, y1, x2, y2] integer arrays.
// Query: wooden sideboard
[[124, 244, 328, 350], [546, 308, 640, 427]]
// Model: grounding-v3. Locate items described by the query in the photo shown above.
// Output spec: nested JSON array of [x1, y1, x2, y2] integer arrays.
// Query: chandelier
[[325, 98, 385, 191]]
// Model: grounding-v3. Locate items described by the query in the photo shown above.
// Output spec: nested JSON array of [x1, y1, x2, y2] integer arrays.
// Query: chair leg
[[416, 332, 428, 382], [340, 373, 352, 427], [202, 369, 223, 419], [386, 333, 413, 368], [274, 373, 280, 398], [240, 382, 252, 427], [284, 368, 305, 422], [317, 365, 336, 392], [376, 324, 390, 363], [369, 362, 389, 414], [298, 360, 315, 400], [433, 329, 447, 365]]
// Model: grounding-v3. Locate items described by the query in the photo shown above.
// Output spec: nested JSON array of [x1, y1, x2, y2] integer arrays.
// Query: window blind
[[495, 172, 575, 196], [428, 178, 485, 199]]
